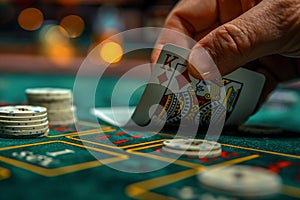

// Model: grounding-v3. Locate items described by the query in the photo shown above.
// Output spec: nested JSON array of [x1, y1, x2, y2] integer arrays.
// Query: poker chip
[[0, 113, 47, 121], [26, 87, 76, 125], [26, 88, 72, 100], [0, 105, 49, 138], [46, 106, 76, 125], [0, 129, 49, 138], [47, 107, 76, 119], [0, 118, 48, 126], [238, 124, 283, 135], [27, 99, 72, 110], [1, 127, 49, 134], [163, 139, 221, 151], [198, 165, 282, 197], [0, 121, 49, 130], [162, 146, 222, 157], [0, 105, 46, 116], [162, 138, 222, 158]]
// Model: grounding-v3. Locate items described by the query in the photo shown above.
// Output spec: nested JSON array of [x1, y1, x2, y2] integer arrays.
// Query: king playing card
[[92, 44, 265, 129]]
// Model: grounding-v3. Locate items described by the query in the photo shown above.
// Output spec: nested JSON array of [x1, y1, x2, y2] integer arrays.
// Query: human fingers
[[188, 0, 300, 80], [151, 0, 218, 63]]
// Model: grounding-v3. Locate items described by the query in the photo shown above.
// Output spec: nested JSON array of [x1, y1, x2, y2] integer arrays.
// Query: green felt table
[[0, 73, 299, 200]]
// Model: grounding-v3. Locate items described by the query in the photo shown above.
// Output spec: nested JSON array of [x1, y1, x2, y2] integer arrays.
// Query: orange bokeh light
[[99, 41, 123, 64], [39, 24, 75, 67], [47, 43, 74, 66], [18, 8, 44, 31], [60, 15, 85, 38]]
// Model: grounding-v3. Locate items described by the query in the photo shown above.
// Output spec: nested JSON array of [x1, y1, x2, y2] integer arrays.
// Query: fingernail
[[188, 45, 222, 86], [152, 44, 163, 63]]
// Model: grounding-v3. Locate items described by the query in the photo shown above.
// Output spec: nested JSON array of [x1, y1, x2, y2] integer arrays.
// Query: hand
[[153, 0, 300, 103]]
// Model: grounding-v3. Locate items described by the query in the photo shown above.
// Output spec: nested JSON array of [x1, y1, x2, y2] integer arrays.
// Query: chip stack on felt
[[26, 88, 76, 125], [197, 165, 282, 198], [162, 138, 222, 157], [0, 105, 49, 138]]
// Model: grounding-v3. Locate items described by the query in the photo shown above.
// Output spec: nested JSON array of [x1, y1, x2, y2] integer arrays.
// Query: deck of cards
[[91, 44, 265, 130]]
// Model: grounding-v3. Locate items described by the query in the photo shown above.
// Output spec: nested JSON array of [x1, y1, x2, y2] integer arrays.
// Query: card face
[[130, 44, 191, 126], [223, 68, 265, 125], [131, 44, 265, 127], [92, 44, 265, 128]]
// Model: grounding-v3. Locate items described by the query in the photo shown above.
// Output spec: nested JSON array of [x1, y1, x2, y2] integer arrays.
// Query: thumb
[[188, 0, 285, 80]]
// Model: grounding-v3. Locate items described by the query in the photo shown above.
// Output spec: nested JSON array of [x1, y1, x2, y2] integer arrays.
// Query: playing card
[[91, 44, 265, 128]]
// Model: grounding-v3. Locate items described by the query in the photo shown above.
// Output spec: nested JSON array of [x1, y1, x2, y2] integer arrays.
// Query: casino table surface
[[0, 73, 300, 200]]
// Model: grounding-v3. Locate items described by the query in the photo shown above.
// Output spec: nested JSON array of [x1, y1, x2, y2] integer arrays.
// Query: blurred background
[[0, 0, 177, 74], [1, 0, 300, 131]]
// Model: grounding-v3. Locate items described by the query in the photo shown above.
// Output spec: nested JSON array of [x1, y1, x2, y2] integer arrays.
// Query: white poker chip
[[47, 107, 76, 125], [0, 104, 49, 138], [0, 105, 47, 117], [162, 146, 222, 158], [26, 88, 72, 100], [47, 107, 76, 116], [0, 121, 48, 130], [0, 113, 47, 121], [28, 100, 72, 109], [1, 126, 49, 134], [0, 118, 48, 126], [163, 139, 221, 151], [0, 129, 49, 138], [47, 112, 75, 120], [26, 88, 76, 126], [198, 165, 282, 197]]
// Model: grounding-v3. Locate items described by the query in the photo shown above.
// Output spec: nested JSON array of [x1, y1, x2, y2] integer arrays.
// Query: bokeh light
[[99, 41, 123, 64], [60, 15, 85, 38], [47, 42, 74, 66], [18, 8, 44, 31], [39, 24, 75, 67], [43, 25, 68, 44]]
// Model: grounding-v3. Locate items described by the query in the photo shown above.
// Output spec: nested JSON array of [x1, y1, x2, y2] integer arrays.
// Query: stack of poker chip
[[26, 88, 76, 125], [197, 165, 282, 198], [0, 105, 49, 138], [162, 138, 222, 158]]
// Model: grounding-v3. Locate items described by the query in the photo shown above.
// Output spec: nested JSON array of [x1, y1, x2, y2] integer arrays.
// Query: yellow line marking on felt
[[46, 126, 115, 138], [128, 146, 204, 169], [67, 130, 170, 150], [0, 166, 10, 180], [126, 154, 259, 199], [0, 140, 128, 177], [126, 143, 163, 151], [66, 136, 121, 149], [121, 139, 167, 149], [126, 168, 201, 199], [0, 156, 106, 177], [222, 143, 300, 159], [0, 140, 128, 159], [282, 185, 300, 198], [127, 142, 259, 168], [0, 140, 57, 151]]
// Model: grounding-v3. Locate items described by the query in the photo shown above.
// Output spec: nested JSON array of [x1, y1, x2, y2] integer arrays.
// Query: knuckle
[[262, 0, 300, 53], [266, 0, 300, 32], [214, 23, 254, 57]]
